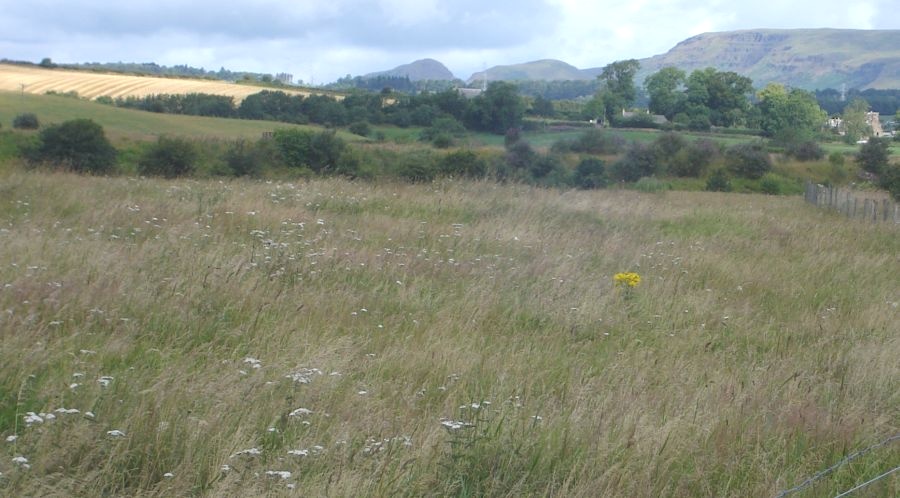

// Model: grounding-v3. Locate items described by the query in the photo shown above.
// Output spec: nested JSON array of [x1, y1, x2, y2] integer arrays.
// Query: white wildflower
[[265, 470, 292, 480], [440, 419, 475, 431], [107, 430, 126, 438], [23, 412, 43, 425], [230, 448, 262, 458], [288, 408, 313, 417]]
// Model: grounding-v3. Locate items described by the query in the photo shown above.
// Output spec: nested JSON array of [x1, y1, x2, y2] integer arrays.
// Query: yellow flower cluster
[[613, 272, 641, 288]]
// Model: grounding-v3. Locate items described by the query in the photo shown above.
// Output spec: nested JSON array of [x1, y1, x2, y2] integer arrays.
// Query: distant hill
[[467, 59, 591, 84], [364, 58, 455, 81], [633, 29, 900, 90], [459, 29, 899, 91]]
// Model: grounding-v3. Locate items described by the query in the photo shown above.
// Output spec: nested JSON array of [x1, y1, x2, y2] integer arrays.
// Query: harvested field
[[0, 64, 321, 102]]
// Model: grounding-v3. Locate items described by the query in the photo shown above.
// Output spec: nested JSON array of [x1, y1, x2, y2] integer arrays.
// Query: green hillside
[[0, 91, 333, 143]]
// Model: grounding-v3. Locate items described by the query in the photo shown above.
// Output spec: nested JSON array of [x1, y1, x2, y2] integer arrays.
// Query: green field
[[0, 170, 896, 496], [0, 91, 352, 144]]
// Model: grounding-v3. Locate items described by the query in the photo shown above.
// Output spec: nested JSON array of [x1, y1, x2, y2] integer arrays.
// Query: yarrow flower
[[613, 272, 641, 288]]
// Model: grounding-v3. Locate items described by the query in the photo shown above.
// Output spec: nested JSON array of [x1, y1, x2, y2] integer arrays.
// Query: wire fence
[[804, 181, 900, 224], [774, 433, 900, 498]]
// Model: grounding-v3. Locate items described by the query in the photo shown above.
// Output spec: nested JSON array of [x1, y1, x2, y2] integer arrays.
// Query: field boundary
[[804, 181, 899, 224]]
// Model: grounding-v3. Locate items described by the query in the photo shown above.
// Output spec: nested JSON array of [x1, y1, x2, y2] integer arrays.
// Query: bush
[[611, 142, 658, 182], [138, 136, 197, 178], [759, 173, 782, 195], [13, 113, 40, 130], [855, 137, 891, 175], [570, 129, 624, 154], [398, 157, 436, 183], [223, 139, 279, 177], [879, 164, 900, 201], [828, 152, 845, 167], [420, 116, 466, 143], [504, 127, 522, 148], [725, 142, 771, 179], [573, 158, 608, 189], [527, 154, 562, 180], [33, 119, 117, 174], [668, 139, 719, 177], [505, 141, 537, 172], [705, 169, 733, 192], [785, 140, 825, 161], [274, 129, 346, 174], [438, 150, 487, 179], [431, 134, 454, 149], [348, 121, 371, 137]]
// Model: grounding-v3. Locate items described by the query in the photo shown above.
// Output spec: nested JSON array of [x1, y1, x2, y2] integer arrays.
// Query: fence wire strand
[[774, 434, 900, 498], [833, 465, 900, 497]]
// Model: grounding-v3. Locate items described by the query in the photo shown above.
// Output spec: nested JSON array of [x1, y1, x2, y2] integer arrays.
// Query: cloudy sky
[[1, 0, 897, 84]]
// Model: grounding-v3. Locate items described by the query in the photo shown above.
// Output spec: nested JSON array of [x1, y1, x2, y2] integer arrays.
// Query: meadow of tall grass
[[0, 171, 897, 496]]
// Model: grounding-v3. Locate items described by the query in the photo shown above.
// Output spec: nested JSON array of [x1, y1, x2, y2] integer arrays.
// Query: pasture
[[0, 171, 896, 496], [0, 92, 348, 143]]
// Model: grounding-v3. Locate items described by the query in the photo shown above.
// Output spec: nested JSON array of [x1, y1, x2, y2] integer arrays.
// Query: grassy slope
[[0, 91, 358, 144], [0, 172, 896, 496]]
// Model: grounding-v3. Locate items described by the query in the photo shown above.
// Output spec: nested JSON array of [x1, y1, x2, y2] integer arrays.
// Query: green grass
[[0, 91, 357, 144], [0, 170, 896, 496]]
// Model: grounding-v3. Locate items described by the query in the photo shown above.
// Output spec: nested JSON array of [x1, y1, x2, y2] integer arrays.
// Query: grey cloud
[[4, 0, 559, 49]]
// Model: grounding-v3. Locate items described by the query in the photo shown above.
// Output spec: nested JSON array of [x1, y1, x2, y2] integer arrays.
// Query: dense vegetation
[[0, 172, 896, 497]]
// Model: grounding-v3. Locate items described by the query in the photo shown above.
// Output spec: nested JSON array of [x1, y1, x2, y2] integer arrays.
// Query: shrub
[[13, 113, 40, 130], [879, 164, 900, 201], [611, 142, 658, 182], [669, 139, 719, 177], [138, 136, 197, 178], [527, 154, 561, 180], [420, 116, 466, 143], [705, 169, 733, 192], [759, 173, 782, 195], [504, 127, 522, 148], [224, 139, 278, 177], [828, 152, 845, 167], [652, 132, 687, 160], [398, 157, 436, 183], [505, 141, 537, 172], [573, 158, 608, 189], [274, 129, 346, 174], [348, 121, 371, 137], [438, 150, 487, 179], [855, 137, 890, 175], [431, 134, 454, 149], [725, 142, 771, 179], [785, 140, 825, 161], [33, 119, 117, 174], [570, 129, 624, 154]]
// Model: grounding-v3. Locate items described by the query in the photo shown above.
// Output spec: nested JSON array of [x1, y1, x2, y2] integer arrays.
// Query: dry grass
[[0, 64, 321, 102], [0, 172, 897, 497]]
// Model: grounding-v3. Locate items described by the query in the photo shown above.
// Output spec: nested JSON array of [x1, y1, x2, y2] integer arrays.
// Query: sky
[[1, 0, 897, 84]]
